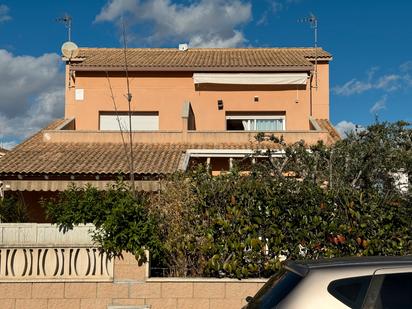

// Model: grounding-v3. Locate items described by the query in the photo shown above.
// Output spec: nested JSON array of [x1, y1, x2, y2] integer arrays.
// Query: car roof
[[285, 256, 412, 276]]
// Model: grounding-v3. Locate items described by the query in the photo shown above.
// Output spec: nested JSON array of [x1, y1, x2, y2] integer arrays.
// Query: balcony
[[45, 118, 338, 145]]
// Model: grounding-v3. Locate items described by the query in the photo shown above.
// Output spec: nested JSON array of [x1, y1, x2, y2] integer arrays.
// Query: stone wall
[[0, 252, 265, 309], [0, 224, 266, 309]]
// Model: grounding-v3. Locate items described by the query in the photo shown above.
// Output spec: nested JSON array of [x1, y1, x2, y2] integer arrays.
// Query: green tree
[[43, 181, 162, 262]]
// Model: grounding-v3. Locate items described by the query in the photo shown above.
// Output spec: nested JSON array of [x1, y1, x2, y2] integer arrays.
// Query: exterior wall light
[[217, 99, 224, 110]]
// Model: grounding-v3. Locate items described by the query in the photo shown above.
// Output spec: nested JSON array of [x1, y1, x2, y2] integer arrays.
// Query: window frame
[[362, 269, 412, 309], [225, 115, 286, 131], [99, 112, 159, 131], [327, 275, 372, 309]]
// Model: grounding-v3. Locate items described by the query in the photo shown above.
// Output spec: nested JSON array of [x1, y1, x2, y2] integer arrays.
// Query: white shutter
[[99, 114, 159, 131]]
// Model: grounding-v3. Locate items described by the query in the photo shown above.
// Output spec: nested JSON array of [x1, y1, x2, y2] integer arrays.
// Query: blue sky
[[0, 0, 411, 148]]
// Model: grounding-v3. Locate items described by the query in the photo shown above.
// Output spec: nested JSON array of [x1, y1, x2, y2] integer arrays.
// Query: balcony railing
[[43, 129, 335, 145]]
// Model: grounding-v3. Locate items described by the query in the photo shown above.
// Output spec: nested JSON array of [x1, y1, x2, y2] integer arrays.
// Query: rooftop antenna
[[298, 13, 318, 88], [56, 13, 73, 42], [57, 14, 78, 89]]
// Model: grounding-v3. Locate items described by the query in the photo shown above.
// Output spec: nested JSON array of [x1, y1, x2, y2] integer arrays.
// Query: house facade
[[65, 48, 331, 132], [0, 46, 339, 221]]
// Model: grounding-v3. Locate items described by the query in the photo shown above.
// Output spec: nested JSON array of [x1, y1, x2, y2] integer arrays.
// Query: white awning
[[2, 180, 160, 192], [193, 73, 308, 85]]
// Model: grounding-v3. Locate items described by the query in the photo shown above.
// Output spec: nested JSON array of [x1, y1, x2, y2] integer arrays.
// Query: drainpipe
[[309, 70, 314, 117], [181, 100, 190, 143]]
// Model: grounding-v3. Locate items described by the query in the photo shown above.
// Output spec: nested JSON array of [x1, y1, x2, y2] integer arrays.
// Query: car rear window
[[328, 275, 372, 309], [246, 269, 303, 308], [376, 272, 412, 308]]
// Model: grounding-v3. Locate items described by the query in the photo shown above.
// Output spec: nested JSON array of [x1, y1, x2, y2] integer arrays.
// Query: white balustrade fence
[[0, 223, 113, 282]]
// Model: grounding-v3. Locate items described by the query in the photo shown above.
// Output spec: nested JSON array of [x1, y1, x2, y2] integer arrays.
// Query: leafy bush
[[43, 181, 162, 262], [150, 121, 412, 278], [0, 194, 28, 223], [151, 165, 411, 278], [44, 121, 412, 278]]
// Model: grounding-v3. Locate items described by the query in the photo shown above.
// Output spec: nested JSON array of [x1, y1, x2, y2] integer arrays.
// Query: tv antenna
[[57, 14, 78, 90], [56, 13, 73, 42], [298, 13, 318, 88]]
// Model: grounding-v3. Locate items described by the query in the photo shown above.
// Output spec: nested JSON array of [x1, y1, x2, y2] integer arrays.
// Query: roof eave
[[70, 65, 313, 73], [305, 56, 333, 62]]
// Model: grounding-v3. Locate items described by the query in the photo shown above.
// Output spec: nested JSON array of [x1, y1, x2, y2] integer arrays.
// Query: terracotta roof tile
[[71, 47, 332, 71], [0, 119, 339, 177], [0, 142, 184, 175], [0, 121, 252, 176], [316, 119, 341, 142]]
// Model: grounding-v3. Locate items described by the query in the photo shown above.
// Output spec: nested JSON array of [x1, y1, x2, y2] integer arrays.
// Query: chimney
[[178, 43, 189, 51]]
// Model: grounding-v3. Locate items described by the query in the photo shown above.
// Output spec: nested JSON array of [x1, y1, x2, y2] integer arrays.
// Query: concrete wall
[[0, 223, 94, 245], [65, 64, 330, 132], [0, 254, 265, 309], [43, 128, 336, 145], [0, 224, 266, 309]]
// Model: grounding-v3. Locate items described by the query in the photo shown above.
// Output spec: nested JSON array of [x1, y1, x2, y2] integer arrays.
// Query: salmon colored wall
[[65, 64, 330, 131], [311, 62, 330, 119]]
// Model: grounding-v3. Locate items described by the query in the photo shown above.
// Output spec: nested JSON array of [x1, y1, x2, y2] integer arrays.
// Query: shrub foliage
[[43, 181, 162, 262], [0, 194, 28, 223], [44, 121, 412, 278]]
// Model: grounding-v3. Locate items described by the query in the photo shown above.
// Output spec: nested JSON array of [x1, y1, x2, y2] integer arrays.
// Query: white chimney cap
[[179, 43, 189, 51]]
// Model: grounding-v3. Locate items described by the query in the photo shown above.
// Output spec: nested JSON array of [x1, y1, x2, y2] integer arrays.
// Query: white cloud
[[95, 0, 252, 47], [333, 74, 401, 96], [333, 79, 373, 96], [400, 61, 412, 72], [375, 75, 401, 91], [370, 95, 387, 115], [0, 141, 17, 150], [0, 50, 64, 145], [270, 1, 283, 13], [257, 0, 303, 26], [334, 121, 363, 138], [0, 4, 11, 23], [95, 0, 139, 22], [256, 11, 269, 26], [333, 66, 410, 96]]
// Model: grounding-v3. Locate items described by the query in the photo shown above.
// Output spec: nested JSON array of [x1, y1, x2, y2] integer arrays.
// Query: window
[[226, 115, 285, 131], [246, 269, 302, 308], [373, 273, 412, 309], [328, 276, 372, 309], [99, 113, 159, 131], [75, 89, 84, 101]]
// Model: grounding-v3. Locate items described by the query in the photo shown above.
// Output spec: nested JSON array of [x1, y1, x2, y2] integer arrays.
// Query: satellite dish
[[61, 41, 79, 59]]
